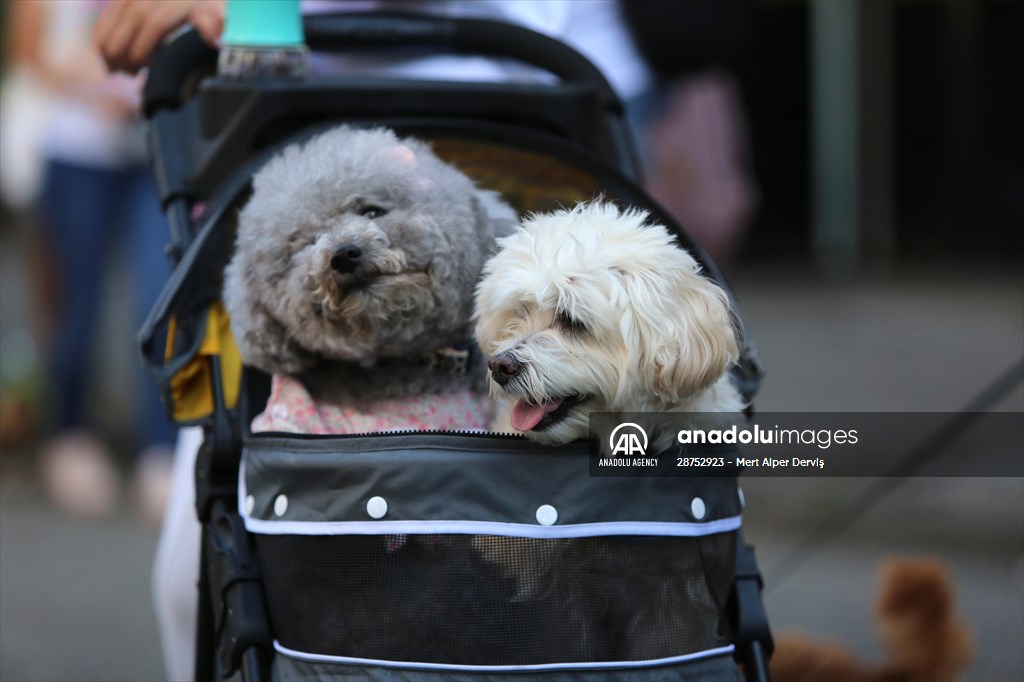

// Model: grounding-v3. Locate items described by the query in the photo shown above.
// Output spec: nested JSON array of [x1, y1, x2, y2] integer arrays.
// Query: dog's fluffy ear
[[223, 258, 314, 375], [623, 258, 739, 404]]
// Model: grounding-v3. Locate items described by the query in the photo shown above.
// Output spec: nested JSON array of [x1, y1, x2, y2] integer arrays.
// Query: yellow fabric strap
[[168, 302, 242, 423]]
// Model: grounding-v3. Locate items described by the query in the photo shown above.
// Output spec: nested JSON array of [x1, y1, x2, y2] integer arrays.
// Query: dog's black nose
[[488, 352, 521, 386], [331, 244, 362, 273]]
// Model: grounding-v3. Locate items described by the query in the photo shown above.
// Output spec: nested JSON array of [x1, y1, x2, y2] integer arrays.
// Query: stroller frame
[[141, 13, 772, 681]]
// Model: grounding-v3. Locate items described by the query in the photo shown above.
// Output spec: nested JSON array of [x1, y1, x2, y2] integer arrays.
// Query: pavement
[[1, 258, 1022, 681], [0, 491, 163, 682]]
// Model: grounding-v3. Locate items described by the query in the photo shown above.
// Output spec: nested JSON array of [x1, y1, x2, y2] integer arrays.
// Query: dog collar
[[313, 342, 479, 379], [422, 342, 476, 377]]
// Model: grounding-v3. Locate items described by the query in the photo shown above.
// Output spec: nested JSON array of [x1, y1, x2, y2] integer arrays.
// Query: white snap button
[[273, 494, 288, 517], [366, 496, 388, 519], [691, 497, 706, 520], [244, 495, 255, 516], [271, 405, 288, 419], [535, 504, 558, 526], [738, 487, 746, 509]]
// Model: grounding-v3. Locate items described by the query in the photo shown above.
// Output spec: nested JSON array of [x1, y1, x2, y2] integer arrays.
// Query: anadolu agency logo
[[609, 422, 648, 456]]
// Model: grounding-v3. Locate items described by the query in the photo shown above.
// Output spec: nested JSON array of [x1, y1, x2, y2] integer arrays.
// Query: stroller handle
[[144, 12, 620, 117]]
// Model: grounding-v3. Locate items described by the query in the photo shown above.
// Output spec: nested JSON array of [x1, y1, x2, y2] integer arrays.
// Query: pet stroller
[[139, 12, 772, 681]]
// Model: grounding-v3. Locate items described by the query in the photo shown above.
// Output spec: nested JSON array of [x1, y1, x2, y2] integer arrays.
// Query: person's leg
[[36, 159, 123, 517], [38, 160, 120, 432]]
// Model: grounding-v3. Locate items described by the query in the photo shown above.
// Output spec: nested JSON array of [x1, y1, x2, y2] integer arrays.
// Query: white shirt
[[40, 0, 147, 167], [302, 0, 652, 100]]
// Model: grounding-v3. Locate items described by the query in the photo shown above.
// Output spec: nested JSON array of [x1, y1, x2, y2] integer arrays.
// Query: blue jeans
[[39, 158, 176, 451]]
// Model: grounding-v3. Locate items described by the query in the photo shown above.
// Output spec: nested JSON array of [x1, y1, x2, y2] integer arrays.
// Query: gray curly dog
[[223, 126, 517, 403]]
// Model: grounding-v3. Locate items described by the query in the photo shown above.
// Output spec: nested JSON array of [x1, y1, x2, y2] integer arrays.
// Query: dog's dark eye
[[358, 205, 388, 219], [554, 310, 587, 335]]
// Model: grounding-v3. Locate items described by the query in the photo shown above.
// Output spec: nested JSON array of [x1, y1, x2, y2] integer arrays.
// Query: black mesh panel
[[256, 532, 736, 666]]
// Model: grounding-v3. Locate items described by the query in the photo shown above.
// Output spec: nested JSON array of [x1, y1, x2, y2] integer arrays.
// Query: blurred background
[[1, 0, 1021, 680]]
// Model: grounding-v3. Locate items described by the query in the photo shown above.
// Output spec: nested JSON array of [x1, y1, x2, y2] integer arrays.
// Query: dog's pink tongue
[[510, 398, 564, 432]]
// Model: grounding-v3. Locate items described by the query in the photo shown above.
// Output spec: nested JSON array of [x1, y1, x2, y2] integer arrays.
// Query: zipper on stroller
[[250, 428, 528, 440]]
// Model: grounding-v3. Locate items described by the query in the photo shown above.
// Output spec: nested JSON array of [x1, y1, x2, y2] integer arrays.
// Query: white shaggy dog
[[474, 201, 744, 450]]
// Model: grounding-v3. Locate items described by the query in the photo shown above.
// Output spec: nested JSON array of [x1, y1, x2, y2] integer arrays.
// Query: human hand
[[93, 0, 225, 74], [51, 56, 140, 120]]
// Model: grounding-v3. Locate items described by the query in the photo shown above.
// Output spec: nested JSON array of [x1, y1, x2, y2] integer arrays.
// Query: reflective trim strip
[[240, 452, 741, 536], [274, 640, 736, 672], [242, 514, 742, 538]]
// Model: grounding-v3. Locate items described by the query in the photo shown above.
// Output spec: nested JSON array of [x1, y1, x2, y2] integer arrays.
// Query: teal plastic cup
[[218, 0, 308, 77], [222, 0, 305, 46]]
